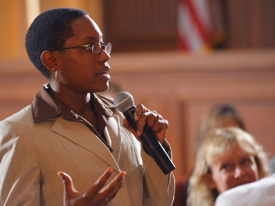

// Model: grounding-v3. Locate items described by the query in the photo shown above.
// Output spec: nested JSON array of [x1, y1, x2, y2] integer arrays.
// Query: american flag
[[178, 0, 224, 53]]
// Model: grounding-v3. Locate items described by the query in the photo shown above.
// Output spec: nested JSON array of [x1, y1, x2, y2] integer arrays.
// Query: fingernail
[[109, 168, 114, 173], [121, 172, 126, 177], [137, 131, 141, 136], [57, 172, 62, 178]]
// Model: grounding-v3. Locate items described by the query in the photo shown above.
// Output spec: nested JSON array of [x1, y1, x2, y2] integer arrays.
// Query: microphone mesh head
[[114, 91, 135, 113]]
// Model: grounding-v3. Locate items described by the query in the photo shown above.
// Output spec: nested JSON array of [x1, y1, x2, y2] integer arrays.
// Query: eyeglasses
[[51, 42, 112, 55]]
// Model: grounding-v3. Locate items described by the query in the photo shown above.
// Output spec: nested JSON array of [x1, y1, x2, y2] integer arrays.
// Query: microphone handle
[[123, 106, 176, 175]]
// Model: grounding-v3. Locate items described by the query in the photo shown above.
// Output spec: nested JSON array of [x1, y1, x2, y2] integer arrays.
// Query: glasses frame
[[51, 42, 112, 55]]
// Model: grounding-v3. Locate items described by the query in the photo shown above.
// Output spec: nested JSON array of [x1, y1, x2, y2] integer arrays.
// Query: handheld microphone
[[114, 91, 176, 175]]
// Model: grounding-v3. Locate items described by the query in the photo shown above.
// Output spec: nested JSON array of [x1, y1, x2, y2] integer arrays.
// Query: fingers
[[136, 114, 168, 143], [123, 104, 168, 144], [86, 167, 115, 199], [101, 171, 126, 200], [135, 107, 167, 137], [58, 171, 78, 195], [58, 168, 125, 206], [134, 105, 154, 136], [151, 118, 168, 133], [105, 180, 123, 200], [101, 179, 123, 205], [145, 111, 161, 128], [134, 104, 150, 121], [89, 170, 126, 205], [151, 119, 169, 144]]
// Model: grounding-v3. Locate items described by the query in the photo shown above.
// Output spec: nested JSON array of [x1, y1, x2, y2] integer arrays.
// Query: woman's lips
[[97, 71, 110, 80]]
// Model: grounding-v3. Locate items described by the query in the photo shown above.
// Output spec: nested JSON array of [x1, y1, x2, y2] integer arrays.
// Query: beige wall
[[0, 0, 103, 60], [0, 0, 27, 60]]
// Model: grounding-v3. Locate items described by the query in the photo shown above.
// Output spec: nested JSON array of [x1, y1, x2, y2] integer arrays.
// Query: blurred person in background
[[174, 104, 246, 206], [195, 104, 245, 154], [0, 7, 174, 206], [215, 154, 275, 206], [187, 127, 269, 206]]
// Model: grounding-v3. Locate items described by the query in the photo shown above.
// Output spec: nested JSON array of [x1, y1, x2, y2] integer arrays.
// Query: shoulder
[[2, 105, 32, 124], [0, 105, 33, 142], [0, 106, 35, 158]]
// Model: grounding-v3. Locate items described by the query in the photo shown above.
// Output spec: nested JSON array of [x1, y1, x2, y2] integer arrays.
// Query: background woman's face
[[207, 144, 259, 193]]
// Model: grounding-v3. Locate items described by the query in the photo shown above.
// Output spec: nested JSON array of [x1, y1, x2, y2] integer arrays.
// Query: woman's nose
[[234, 166, 246, 178], [97, 49, 111, 62]]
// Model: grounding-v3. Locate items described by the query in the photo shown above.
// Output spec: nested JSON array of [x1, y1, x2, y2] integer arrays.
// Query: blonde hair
[[187, 127, 269, 206]]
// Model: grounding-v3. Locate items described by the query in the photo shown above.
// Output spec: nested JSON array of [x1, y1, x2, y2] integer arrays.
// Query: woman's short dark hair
[[25, 8, 88, 79]]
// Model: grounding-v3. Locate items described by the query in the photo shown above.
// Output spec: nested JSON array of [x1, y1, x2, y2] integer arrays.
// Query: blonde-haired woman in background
[[187, 127, 269, 206], [175, 104, 246, 206]]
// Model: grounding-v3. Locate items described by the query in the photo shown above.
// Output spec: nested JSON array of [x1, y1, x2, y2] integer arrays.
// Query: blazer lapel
[[105, 114, 122, 164], [51, 117, 120, 172]]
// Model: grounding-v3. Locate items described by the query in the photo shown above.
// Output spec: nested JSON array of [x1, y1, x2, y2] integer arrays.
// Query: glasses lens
[[91, 42, 111, 55], [92, 44, 100, 54], [105, 43, 112, 55]]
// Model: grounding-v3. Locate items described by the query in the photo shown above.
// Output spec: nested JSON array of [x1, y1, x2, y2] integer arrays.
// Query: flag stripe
[[178, 0, 213, 52], [185, 0, 209, 44]]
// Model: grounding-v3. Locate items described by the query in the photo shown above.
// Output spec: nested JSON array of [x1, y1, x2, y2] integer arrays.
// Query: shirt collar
[[31, 84, 115, 124]]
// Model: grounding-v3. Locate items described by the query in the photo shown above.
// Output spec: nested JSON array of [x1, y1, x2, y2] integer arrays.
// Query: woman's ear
[[205, 173, 216, 189], [40, 50, 57, 72]]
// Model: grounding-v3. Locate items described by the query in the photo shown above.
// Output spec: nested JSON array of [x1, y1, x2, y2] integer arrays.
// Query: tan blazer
[[0, 105, 175, 206]]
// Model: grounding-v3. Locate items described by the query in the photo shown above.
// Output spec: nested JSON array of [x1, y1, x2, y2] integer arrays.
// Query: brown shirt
[[31, 84, 114, 152]]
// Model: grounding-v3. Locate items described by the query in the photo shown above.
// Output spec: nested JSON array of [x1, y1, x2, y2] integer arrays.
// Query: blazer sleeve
[[0, 120, 41, 206], [141, 139, 175, 206]]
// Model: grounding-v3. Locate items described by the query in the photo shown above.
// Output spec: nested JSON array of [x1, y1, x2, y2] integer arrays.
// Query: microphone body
[[114, 92, 176, 175]]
